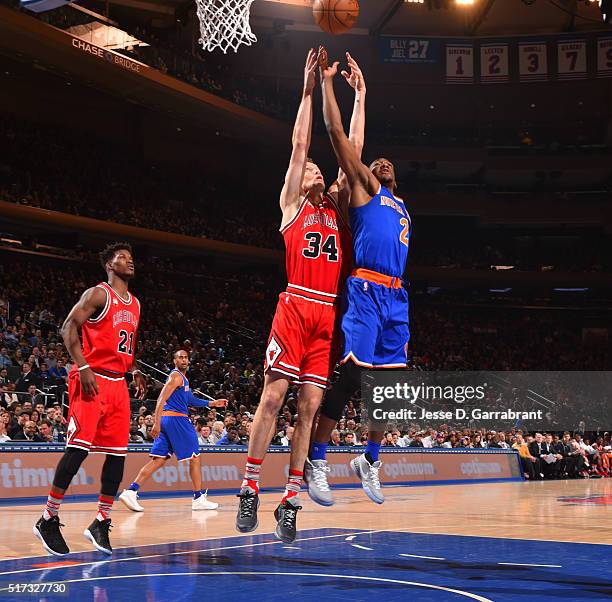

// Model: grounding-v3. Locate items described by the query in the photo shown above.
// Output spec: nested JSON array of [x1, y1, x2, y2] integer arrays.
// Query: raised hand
[[209, 398, 228, 408], [318, 45, 339, 82], [341, 52, 365, 93], [303, 47, 318, 94]]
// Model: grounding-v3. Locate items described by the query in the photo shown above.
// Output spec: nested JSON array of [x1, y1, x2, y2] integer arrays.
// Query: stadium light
[[456, 0, 475, 5]]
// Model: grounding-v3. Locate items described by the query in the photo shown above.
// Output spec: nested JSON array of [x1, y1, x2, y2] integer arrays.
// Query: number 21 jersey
[[81, 282, 140, 375]]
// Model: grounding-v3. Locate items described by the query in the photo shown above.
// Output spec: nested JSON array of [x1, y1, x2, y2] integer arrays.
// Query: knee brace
[[100, 455, 126, 498], [321, 361, 362, 422], [52, 447, 89, 490]]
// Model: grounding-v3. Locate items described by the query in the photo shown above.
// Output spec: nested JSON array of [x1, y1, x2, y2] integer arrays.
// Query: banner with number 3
[[519, 42, 548, 82]]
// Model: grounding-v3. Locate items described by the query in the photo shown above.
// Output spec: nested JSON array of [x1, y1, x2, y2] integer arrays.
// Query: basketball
[[313, 0, 359, 35]]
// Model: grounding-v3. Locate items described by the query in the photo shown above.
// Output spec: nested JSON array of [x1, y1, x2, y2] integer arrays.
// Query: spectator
[[15, 363, 40, 392], [0, 416, 10, 442], [12, 420, 43, 441], [0, 347, 12, 369], [329, 429, 342, 447], [129, 426, 145, 443], [49, 359, 68, 383], [280, 426, 294, 447], [37, 420, 54, 443], [512, 434, 537, 480], [409, 433, 425, 448], [344, 432, 356, 446], [8, 412, 30, 438], [26, 384, 46, 407], [196, 419, 211, 445], [209, 421, 225, 444], [528, 433, 546, 479]]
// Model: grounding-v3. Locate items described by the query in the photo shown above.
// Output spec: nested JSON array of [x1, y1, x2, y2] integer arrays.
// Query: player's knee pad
[[100, 455, 126, 497], [321, 361, 362, 422], [53, 447, 89, 490]]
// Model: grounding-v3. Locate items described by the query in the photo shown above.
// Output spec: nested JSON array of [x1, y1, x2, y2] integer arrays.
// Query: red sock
[[281, 469, 303, 504], [96, 495, 114, 521], [242, 456, 262, 494], [43, 490, 64, 521]]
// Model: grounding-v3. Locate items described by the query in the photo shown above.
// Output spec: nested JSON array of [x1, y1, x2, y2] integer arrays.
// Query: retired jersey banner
[[446, 44, 474, 84], [480, 43, 509, 83], [519, 42, 548, 82], [379, 37, 440, 64], [557, 40, 587, 80], [597, 37, 612, 77]]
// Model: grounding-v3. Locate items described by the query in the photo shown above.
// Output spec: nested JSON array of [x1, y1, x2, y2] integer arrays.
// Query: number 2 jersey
[[82, 281, 140, 375], [264, 194, 351, 389]]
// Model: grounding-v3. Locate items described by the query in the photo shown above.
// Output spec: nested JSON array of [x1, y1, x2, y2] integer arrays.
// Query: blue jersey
[[350, 185, 410, 278], [163, 369, 208, 414]]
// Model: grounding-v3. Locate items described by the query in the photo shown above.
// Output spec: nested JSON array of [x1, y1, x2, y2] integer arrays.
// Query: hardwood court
[[0, 480, 610, 601]]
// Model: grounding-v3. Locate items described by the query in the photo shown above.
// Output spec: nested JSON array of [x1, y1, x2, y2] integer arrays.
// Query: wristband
[[78, 364, 90, 372]]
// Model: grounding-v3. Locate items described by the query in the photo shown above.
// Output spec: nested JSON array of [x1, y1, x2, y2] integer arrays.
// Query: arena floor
[[0, 480, 610, 601]]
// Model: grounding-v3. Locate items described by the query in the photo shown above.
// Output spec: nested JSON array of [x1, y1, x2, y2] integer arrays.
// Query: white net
[[195, 0, 257, 53]]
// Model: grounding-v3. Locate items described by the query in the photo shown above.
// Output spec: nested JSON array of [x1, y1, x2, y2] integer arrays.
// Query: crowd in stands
[[3, 117, 611, 271], [0, 117, 282, 249], [1, 250, 610, 481]]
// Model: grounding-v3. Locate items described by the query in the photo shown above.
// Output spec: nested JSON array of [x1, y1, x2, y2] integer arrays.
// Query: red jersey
[[81, 282, 140, 375], [281, 194, 352, 304]]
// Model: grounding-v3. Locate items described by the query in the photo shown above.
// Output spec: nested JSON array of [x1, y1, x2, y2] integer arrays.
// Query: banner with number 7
[[557, 40, 587, 80]]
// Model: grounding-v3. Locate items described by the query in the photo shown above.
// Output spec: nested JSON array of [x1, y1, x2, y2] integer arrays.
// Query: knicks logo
[[266, 337, 282, 366]]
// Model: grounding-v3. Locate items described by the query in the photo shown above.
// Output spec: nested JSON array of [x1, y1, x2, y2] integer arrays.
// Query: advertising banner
[[0, 449, 521, 501]]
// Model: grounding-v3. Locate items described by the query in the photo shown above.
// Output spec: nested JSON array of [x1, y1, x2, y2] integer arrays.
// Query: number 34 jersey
[[81, 282, 140, 375], [281, 194, 352, 303]]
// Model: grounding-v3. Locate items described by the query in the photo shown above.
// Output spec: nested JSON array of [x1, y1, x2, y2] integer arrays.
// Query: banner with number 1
[[446, 44, 474, 84]]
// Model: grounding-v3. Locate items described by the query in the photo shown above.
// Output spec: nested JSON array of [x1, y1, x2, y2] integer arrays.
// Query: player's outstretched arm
[[61, 286, 107, 397], [332, 52, 366, 207], [280, 48, 318, 219], [151, 371, 183, 438], [188, 394, 227, 409], [319, 47, 377, 204]]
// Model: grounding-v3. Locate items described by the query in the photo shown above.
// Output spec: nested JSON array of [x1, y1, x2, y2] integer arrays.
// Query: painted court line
[[498, 562, 562, 568], [351, 544, 373, 551], [344, 536, 356, 541], [0, 529, 389, 578], [0, 571, 494, 602], [400, 553, 446, 561]]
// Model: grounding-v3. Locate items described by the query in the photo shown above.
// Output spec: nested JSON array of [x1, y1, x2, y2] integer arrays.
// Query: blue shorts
[[149, 416, 200, 462], [340, 275, 410, 368]]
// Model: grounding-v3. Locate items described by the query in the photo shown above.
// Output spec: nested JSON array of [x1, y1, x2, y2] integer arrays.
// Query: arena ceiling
[[98, 0, 610, 36]]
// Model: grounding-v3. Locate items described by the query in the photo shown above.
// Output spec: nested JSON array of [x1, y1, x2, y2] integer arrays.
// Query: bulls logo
[[266, 337, 282, 366], [66, 416, 79, 443]]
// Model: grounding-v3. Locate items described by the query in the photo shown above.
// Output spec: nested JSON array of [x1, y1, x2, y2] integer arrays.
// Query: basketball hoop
[[195, 0, 257, 53]]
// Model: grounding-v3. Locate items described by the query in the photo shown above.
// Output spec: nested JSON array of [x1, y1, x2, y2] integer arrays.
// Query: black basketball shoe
[[274, 498, 302, 543], [235, 486, 260, 533], [84, 518, 113, 555], [33, 515, 70, 556]]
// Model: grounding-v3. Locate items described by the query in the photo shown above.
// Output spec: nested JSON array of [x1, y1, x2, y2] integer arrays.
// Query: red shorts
[[264, 292, 340, 389], [66, 369, 130, 456]]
